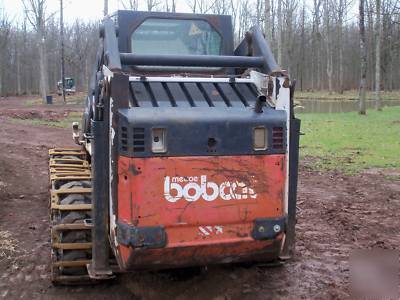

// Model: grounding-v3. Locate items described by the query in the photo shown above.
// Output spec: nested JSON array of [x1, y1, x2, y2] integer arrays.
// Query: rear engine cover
[[117, 154, 286, 269]]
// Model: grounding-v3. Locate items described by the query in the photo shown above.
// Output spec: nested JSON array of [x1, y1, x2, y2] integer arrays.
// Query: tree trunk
[[104, 0, 108, 16], [300, 1, 305, 91], [311, 0, 321, 91], [359, 0, 367, 115], [0, 63, 2, 97], [313, 0, 322, 90], [366, 0, 374, 89], [277, 0, 283, 66], [338, 0, 344, 94], [16, 41, 21, 95], [264, 0, 272, 42], [38, 29, 49, 102], [23, 15, 29, 95], [375, 0, 382, 111], [324, 0, 333, 94], [60, 0, 66, 103]]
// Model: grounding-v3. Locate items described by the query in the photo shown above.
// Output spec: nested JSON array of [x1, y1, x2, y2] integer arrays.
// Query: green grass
[[296, 90, 400, 101], [11, 112, 82, 129], [299, 106, 400, 173], [24, 93, 85, 106]]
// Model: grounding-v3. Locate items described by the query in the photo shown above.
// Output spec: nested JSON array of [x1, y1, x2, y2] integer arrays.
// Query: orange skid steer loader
[[48, 10, 301, 284]]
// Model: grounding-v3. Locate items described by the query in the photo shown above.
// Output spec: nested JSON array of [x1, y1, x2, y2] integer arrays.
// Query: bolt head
[[258, 226, 265, 233], [273, 224, 281, 233]]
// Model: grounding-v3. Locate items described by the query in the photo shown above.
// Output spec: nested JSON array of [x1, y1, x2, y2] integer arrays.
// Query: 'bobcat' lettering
[[164, 175, 257, 203]]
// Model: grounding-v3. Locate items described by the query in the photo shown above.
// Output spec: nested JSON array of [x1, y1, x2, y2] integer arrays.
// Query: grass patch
[[11, 112, 82, 129], [297, 90, 400, 101], [24, 93, 85, 106], [299, 106, 400, 173]]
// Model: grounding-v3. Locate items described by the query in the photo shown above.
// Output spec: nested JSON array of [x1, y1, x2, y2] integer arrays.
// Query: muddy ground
[[0, 97, 399, 299]]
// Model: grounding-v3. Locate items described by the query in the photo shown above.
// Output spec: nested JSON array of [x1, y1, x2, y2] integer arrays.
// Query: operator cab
[[113, 10, 234, 75]]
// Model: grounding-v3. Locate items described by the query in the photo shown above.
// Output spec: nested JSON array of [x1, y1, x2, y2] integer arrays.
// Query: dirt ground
[[0, 97, 399, 299]]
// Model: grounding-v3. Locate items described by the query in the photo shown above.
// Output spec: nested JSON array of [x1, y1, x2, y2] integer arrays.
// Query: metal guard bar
[[120, 53, 265, 68]]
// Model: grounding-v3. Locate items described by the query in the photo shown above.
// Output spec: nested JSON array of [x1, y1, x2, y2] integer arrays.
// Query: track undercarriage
[[49, 148, 94, 285]]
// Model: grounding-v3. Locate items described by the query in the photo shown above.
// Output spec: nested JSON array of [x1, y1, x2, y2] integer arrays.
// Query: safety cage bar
[[100, 18, 282, 75]]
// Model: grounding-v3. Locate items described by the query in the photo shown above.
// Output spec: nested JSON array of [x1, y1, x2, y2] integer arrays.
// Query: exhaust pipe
[[254, 95, 267, 113]]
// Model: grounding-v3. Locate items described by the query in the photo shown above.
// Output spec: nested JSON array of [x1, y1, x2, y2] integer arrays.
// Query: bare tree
[[256, 0, 262, 25], [0, 0, 399, 98], [283, 0, 298, 73], [359, 0, 367, 115], [22, 0, 49, 102], [212, 0, 231, 15], [299, 0, 305, 90], [119, 0, 139, 10], [14, 25, 22, 95], [264, 0, 272, 41], [335, 0, 349, 94], [277, 0, 283, 65], [104, 0, 108, 16], [311, 0, 322, 91], [323, 0, 333, 94], [237, 0, 251, 41], [164, 0, 176, 12], [147, 0, 161, 11], [229, 0, 237, 43], [186, 0, 214, 14], [60, 0, 66, 102], [381, 0, 394, 91], [0, 14, 11, 97], [375, 0, 382, 110], [365, 0, 374, 88]]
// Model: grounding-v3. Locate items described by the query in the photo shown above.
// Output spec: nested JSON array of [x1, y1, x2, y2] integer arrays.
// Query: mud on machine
[[48, 10, 301, 284]]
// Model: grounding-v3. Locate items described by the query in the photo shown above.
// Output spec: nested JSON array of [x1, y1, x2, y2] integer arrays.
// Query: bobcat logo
[[164, 175, 257, 203]]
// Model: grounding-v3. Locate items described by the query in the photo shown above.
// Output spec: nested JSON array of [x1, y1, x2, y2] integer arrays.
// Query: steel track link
[[49, 147, 96, 285]]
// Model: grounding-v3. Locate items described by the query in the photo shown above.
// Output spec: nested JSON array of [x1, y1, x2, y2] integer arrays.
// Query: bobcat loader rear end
[[48, 10, 301, 284]]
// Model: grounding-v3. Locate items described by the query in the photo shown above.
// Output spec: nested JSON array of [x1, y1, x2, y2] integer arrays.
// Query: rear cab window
[[131, 18, 222, 56]]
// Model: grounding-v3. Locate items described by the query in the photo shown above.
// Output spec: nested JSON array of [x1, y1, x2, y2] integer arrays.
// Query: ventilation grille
[[272, 127, 284, 149], [133, 128, 145, 152], [121, 127, 128, 152], [129, 81, 258, 108]]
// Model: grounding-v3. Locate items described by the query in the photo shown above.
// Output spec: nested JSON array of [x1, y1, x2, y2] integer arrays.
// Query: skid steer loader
[[48, 10, 301, 284]]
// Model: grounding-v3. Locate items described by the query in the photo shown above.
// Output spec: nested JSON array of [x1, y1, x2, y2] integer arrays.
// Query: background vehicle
[[48, 10, 300, 284], [57, 77, 76, 96]]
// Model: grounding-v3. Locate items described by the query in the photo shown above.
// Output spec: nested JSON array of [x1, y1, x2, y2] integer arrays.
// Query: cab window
[[131, 18, 222, 56]]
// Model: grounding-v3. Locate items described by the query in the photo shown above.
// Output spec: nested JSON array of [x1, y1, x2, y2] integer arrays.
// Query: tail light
[[151, 128, 167, 153], [253, 127, 268, 150]]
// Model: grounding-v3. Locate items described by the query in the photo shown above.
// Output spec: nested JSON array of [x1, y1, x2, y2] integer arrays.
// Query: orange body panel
[[116, 155, 286, 269]]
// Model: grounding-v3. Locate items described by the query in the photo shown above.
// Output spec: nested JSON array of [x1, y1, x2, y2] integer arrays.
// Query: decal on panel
[[164, 175, 257, 203]]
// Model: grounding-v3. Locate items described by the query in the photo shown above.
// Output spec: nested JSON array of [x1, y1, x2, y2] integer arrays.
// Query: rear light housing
[[151, 128, 167, 153], [253, 127, 268, 150]]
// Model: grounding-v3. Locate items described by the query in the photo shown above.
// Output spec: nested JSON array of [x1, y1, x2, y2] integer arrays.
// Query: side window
[[131, 18, 222, 56]]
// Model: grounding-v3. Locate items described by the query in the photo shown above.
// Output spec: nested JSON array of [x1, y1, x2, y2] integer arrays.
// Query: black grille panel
[[119, 127, 146, 153], [121, 127, 128, 152], [133, 128, 145, 152], [128, 81, 259, 108], [272, 127, 284, 150]]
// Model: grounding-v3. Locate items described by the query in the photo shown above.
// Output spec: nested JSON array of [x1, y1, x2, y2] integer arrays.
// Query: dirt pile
[[0, 109, 70, 121]]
